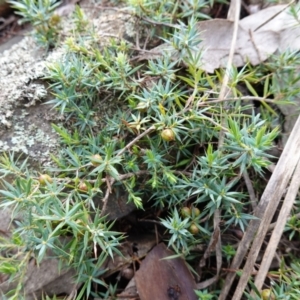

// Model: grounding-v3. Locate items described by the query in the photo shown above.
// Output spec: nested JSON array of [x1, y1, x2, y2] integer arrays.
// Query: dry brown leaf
[[141, 5, 300, 72], [196, 19, 278, 72], [0, 251, 77, 299], [116, 278, 138, 300], [0, 210, 77, 299], [135, 243, 197, 300]]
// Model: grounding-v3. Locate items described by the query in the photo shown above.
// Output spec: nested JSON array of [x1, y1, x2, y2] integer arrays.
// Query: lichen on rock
[[0, 35, 60, 163], [0, 1, 139, 164]]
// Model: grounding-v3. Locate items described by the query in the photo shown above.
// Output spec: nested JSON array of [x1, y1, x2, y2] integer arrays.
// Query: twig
[[202, 0, 241, 293], [243, 169, 257, 210], [268, 211, 300, 232], [137, 219, 162, 225], [0, 16, 16, 31], [225, 114, 300, 300], [254, 0, 295, 32], [211, 266, 281, 278], [214, 210, 222, 277], [217, 0, 241, 149], [198, 96, 279, 106], [196, 0, 241, 290], [100, 177, 115, 217], [198, 224, 220, 270], [252, 158, 300, 294], [117, 125, 155, 157], [197, 275, 219, 289], [249, 29, 263, 64], [142, 27, 151, 50], [66, 287, 78, 300]]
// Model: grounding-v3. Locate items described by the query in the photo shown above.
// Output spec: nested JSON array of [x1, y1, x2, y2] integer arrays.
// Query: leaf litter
[[141, 4, 300, 72]]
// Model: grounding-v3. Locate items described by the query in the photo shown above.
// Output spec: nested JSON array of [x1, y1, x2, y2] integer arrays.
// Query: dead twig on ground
[[201, 0, 241, 292], [220, 114, 300, 300], [251, 158, 300, 295], [243, 169, 257, 211]]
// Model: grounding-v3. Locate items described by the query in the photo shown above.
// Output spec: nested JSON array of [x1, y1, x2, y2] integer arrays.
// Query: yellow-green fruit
[[91, 154, 102, 166], [49, 14, 61, 26], [161, 128, 175, 141], [189, 224, 200, 235], [261, 289, 275, 300], [192, 207, 200, 216], [38, 174, 53, 185], [181, 207, 191, 218], [136, 102, 148, 112], [78, 182, 88, 192]]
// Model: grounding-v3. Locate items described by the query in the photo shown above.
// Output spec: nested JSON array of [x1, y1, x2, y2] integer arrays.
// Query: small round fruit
[[189, 224, 200, 235], [91, 154, 102, 166], [38, 174, 53, 185], [261, 289, 275, 300], [181, 207, 191, 218], [161, 128, 175, 141], [49, 14, 61, 26], [136, 102, 148, 112], [78, 182, 88, 192], [192, 207, 200, 217]]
